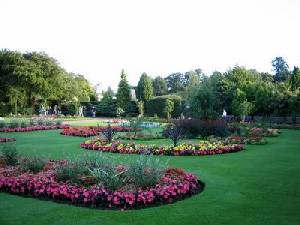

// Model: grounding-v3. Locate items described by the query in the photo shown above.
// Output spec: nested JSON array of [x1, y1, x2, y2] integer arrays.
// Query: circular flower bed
[[80, 140, 245, 156], [0, 161, 203, 210], [0, 138, 16, 142], [0, 125, 69, 133], [60, 126, 133, 137]]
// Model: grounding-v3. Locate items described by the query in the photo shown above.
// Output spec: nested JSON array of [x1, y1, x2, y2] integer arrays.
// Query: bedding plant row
[[0, 138, 16, 143], [80, 139, 245, 156], [0, 145, 203, 210], [60, 126, 134, 137]]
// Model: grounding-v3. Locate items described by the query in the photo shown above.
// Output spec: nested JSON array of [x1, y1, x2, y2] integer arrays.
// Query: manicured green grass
[[0, 129, 300, 225]]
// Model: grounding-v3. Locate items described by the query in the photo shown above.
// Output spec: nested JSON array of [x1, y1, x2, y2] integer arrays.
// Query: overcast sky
[[1, 0, 300, 91]]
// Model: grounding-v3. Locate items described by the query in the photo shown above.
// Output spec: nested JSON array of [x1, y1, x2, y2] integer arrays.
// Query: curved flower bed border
[[0, 125, 69, 133], [0, 138, 16, 143], [80, 141, 245, 156], [0, 165, 203, 210], [60, 126, 133, 137]]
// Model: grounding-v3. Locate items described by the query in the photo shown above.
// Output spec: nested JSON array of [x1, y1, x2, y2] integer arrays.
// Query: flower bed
[[0, 138, 16, 142], [80, 140, 245, 156], [60, 126, 133, 137], [227, 135, 268, 145], [0, 125, 69, 133], [0, 161, 203, 210]]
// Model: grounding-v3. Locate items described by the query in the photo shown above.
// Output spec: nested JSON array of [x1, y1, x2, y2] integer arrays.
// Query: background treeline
[[0, 49, 96, 115], [100, 56, 300, 120], [1, 49, 300, 120]]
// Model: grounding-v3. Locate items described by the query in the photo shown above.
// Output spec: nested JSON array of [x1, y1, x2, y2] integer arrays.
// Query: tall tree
[[116, 69, 131, 109], [272, 57, 290, 82], [289, 66, 300, 91], [153, 76, 168, 96], [164, 72, 185, 93], [136, 73, 153, 101]]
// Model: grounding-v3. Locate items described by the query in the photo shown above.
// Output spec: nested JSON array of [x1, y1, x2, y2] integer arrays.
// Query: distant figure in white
[[78, 106, 84, 117], [40, 105, 46, 116], [53, 105, 58, 115], [222, 109, 227, 118]]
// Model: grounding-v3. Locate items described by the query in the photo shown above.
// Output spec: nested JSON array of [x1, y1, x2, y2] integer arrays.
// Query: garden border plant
[[0, 138, 16, 143], [80, 140, 245, 156], [60, 126, 133, 137], [0, 151, 204, 210]]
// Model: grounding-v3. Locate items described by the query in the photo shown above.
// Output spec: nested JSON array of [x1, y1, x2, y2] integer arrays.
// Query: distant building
[[130, 88, 136, 101], [94, 83, 103, 101]]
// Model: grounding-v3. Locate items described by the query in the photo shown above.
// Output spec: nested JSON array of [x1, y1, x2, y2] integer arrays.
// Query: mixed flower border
[[80, 140, 245, 156], [60, 126, 133, 137], [0, 163, 204, 210], [0, 138, 16, 143], [0, 125, 69, 133]]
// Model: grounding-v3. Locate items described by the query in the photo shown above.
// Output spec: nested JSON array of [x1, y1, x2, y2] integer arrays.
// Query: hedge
[[145, 95, 182, 118]]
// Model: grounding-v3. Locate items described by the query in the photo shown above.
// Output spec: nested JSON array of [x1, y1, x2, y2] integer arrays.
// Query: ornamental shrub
[[163, 124, 185, 147], [127, 156, 167, 189], [101, 124, 116, 143], [1, 144, 18, 166], [20, 157, 47, 173], [174, 118, 229, 138], [88, 164, 125, 191], [55, 162, 88, 185]]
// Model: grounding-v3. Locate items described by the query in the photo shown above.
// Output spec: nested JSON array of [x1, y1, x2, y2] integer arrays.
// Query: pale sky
[[1, 0, 300, 91]]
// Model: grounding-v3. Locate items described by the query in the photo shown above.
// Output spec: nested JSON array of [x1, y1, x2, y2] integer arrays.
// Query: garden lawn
[[0, 129, 299, 225]]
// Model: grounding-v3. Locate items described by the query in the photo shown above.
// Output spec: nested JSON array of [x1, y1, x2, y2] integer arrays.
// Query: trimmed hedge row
[[145, 95, 182, 118]]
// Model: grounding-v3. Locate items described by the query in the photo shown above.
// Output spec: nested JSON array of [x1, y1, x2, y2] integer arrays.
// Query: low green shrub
[[9, 119, 20, 128], [55, 162, 88, 185], [20, 157, 47, 173], [0, 120, 6, 128], [127, 156, 167, 189], [1, 144, 18, 166]]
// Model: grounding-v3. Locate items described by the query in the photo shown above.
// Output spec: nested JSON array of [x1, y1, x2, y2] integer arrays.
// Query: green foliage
[[61, 103, 76, 115], [137, 101, 144, 116], [0, 49, 95, 116], [88, 160, 125, 191], [127, 156, 167, 189], [231, 88, 254, 119], [55, 162, 88, 185], [136, 73, 153, 101], [163, 99, 174, 119], [1, 144, 18, 166], [101, 123, 116, 143], [116, 69, 131, 109], [128, 117, 143, 138], [124, 101, 139, 117], [145, 95, 182, 118], [20, 157, 47, 173], [272, 56, 290, 82], [188, 78, 219, 119], [289, 66, 300, 91], [152, 76, 168, 96]]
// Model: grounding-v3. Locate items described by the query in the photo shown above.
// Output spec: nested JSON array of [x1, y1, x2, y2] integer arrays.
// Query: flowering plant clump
[[60, 126, 133, 137], [227, 135, 267, 145], [80, 139, 245, 156], [0, 159, 203, 210], [0, 138, 16, 143], [0, 125, 69, 133], [264, 128, 280, 137]]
